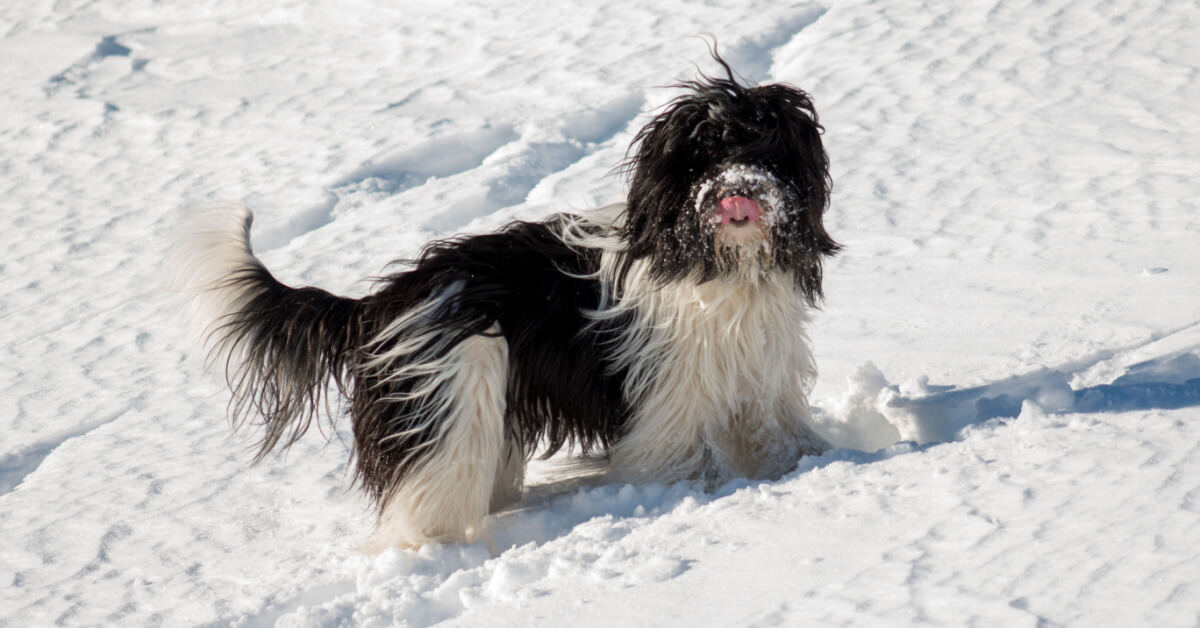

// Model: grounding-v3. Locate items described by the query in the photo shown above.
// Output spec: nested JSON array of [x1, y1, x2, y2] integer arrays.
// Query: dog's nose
[[717, 196, 761, 224]]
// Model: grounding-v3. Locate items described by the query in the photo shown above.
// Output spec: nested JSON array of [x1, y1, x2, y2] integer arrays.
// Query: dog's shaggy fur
[[175, 58, 839, 549]]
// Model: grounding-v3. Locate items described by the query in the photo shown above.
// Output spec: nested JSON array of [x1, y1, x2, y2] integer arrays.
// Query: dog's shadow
[[485, 453, 720, 554], [518, 453, 613, 504], [820, 324, 1200, 448]]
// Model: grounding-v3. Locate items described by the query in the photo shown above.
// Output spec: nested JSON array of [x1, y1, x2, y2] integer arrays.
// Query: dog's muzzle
[[698, 164, 788, 230]]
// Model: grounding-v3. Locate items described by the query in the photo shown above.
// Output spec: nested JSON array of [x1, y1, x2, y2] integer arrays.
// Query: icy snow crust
[[2, 0, 1200, 625]]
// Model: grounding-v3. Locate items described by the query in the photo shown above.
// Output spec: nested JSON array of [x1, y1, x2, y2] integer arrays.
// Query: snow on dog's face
[[620, 58, 839, 303]]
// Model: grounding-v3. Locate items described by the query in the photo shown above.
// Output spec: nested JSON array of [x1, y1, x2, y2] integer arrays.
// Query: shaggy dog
[[176, 58, 839, 549]]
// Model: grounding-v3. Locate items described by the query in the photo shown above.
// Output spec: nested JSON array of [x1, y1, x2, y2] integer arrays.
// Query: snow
[[2, 0, 1199, 625]]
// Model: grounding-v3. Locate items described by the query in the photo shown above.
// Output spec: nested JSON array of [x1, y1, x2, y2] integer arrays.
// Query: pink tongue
[[717, 196, 761, 224]]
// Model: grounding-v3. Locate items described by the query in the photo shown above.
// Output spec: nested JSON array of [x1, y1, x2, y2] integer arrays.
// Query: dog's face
[[621, 68, 839, 303]]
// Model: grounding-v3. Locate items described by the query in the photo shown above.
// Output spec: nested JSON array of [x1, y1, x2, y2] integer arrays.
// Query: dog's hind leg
[[490, 426, 525, 511], [365, 325, 517, 550]]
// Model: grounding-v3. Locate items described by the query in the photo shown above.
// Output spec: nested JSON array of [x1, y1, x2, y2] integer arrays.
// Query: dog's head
[[621, 58, 839, 303]]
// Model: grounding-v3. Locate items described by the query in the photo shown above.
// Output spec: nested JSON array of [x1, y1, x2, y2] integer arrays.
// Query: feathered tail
[[170, 204, 363, 459]]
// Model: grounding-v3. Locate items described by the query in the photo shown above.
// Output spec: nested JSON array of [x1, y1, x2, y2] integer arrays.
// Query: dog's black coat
[[220, 217, 633, 505]]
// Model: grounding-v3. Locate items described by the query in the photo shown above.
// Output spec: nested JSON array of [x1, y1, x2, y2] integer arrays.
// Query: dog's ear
[[748, 84, 831, 220], [624, 98, 701, 213], [747, 84, 840, 304], [619, 91, 718, 283]]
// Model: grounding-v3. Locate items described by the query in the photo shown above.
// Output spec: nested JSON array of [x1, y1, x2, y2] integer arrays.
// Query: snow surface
[[2, 0, 1199, 625]]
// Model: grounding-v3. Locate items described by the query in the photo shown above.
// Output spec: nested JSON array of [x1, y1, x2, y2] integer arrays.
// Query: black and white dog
[[176, 58, 839, 549]]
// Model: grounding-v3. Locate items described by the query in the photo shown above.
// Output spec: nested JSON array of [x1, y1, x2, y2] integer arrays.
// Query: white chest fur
[[600, 262, 829, 483]]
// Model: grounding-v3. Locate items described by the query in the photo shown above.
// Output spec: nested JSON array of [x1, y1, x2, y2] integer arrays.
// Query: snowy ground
[[2, 0, 1199, 625]]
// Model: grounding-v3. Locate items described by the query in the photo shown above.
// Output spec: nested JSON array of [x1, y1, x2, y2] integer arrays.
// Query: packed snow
[[2, 0, 1199, 625]]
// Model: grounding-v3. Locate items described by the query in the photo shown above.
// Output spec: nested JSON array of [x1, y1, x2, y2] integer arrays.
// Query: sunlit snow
[[2, 0, 1199, 625]]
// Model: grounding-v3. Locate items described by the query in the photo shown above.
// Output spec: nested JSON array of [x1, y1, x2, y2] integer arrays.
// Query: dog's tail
[[170, 204, 363, 459]]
